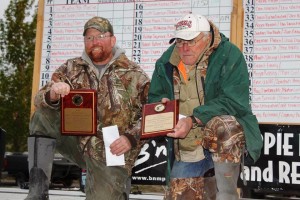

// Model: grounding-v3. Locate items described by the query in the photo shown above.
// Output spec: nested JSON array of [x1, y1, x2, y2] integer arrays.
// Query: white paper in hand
[[102, 125, 125, 166]]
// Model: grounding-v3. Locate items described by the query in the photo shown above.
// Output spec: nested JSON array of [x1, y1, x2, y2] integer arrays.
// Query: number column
[[133, 3, 143, 65], [41, 3, 54, 87], [244, 0, 255, 103]]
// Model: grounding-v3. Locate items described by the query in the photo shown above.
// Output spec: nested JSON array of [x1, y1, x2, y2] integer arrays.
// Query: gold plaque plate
[[141, 100, 179, 139]]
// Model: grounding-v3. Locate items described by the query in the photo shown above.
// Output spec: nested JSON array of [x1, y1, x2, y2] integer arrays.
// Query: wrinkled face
[[176, 33, 211, 66], [84, 28, 116, 65]]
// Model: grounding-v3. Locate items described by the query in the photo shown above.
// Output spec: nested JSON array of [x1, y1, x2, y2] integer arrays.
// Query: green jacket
[[148, 32, 262, 162]]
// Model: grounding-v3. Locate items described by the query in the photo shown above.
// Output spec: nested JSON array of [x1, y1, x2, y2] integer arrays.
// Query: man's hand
[[161, 98, 196, 139], [110, 135, 132, 156], [161, 97, 170, 103], [50, 82, 71, 101], [167, 117, 192, 138]]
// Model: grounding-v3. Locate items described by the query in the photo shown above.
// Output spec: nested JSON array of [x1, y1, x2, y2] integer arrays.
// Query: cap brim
[[83, 25, 106, 36], [169, 31, 201, 44]]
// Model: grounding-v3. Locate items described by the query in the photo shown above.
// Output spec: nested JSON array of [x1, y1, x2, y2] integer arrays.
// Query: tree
[[0, 0, 37, 152]]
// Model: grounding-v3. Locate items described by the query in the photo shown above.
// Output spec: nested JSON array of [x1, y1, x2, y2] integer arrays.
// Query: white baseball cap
[[169, 13, 210, 44]]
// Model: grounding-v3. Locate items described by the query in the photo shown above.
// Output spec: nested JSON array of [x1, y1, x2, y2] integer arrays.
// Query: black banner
[[238, 125, 300, 197], [132, 137, 167, 185]]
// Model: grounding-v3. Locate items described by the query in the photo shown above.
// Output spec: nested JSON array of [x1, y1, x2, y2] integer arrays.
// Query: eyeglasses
[[84, 34, 112, 42], [175, 35, 205, 47]]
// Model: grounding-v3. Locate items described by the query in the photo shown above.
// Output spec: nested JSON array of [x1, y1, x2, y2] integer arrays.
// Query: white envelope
[[102, 125, 125, 166]]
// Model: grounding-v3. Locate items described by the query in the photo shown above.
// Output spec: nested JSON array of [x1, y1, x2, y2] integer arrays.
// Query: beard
[[88, 46, 111, 64]]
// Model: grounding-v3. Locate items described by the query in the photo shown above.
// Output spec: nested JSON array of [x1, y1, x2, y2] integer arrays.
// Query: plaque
[[61, 89, 97, 136], [141, 100, 179, 139]]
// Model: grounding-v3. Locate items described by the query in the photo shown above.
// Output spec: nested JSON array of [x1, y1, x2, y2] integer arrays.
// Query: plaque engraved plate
[[141, 100, 179, 139], [61, 89, 97, 136]]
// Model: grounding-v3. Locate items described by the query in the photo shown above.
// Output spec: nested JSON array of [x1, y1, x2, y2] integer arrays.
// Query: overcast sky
[[1, 0, 38, 21], [0, 1, 10, 19]]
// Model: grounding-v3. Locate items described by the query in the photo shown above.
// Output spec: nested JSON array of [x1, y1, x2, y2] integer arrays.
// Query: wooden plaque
[[141, 100, 179, 139], [61, 89, 97, 136]]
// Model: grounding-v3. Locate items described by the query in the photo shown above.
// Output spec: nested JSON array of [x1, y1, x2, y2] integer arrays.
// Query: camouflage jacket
[[34, 46, 150, 175]]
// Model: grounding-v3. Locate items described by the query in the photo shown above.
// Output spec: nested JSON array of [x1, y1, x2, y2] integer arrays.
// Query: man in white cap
[[148, 13, 262, 200]]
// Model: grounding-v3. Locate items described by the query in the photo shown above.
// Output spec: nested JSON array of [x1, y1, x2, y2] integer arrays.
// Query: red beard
[[89, 47, 111, 63]]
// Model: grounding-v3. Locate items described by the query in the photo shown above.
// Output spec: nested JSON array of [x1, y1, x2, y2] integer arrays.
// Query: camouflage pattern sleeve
[[122, 62, 150, 173], [33, 62, 69, 109]]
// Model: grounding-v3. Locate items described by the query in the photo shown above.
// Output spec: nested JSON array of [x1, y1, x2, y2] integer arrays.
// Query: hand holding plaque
[[141, 100, 179, 139], [61, 89, 97, 136]]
